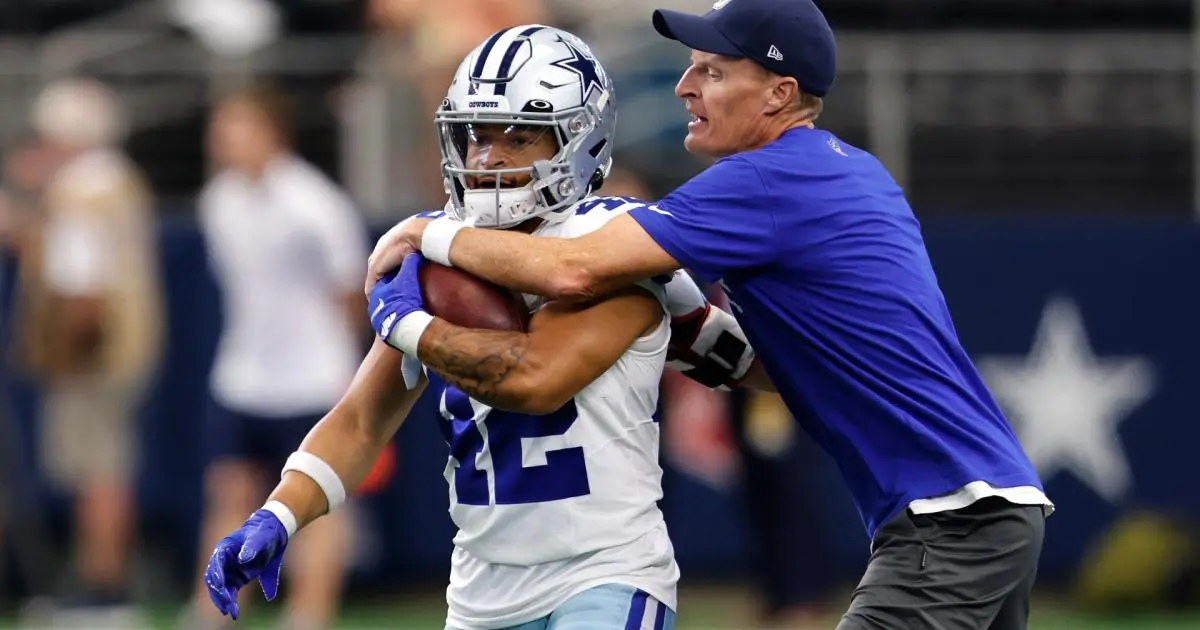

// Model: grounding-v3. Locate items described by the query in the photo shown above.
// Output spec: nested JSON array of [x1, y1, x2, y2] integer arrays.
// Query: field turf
[[3, 588, 1198, 628]]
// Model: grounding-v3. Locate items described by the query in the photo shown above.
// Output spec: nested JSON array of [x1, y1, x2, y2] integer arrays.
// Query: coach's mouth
[[688, 114, 708, 131]]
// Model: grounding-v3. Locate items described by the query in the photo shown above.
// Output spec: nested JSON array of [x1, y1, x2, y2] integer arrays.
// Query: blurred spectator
[[169, 0, 283, 58], [183, 85, 368, 630], [6, 78, 163, 626], [367, 0, 546, 68], [551, 0, 703, 36], [732, 390, 835, 628], [596, 165, 655, 200], [365, 0, 547, 205]]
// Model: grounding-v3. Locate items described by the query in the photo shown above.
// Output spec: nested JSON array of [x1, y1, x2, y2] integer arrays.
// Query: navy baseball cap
[[652, 0, 837, 97]]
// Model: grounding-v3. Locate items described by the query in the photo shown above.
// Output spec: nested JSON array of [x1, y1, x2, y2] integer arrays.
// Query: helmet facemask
[[437, 25, 617, 228], [437, 101, 605, 229]]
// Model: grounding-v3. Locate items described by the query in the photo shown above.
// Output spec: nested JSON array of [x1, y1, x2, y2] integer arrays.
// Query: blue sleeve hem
[[628, 207, 698, 273]]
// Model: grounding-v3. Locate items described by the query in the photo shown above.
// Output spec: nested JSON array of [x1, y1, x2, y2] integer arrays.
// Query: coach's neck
[[733, 112, 815, 157]]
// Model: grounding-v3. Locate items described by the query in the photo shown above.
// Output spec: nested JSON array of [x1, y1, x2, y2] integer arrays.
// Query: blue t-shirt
[[629, 127, 1042, 539]]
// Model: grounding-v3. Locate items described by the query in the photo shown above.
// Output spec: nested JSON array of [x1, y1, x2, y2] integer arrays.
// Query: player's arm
[[416, 286, 662, 414], [660, 269, 774, 392], [264, 339, 427, 531]]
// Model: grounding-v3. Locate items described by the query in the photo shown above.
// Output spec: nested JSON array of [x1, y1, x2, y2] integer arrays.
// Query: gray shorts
[[837, 497, 1046, 630], [40, 376, 144, 488]]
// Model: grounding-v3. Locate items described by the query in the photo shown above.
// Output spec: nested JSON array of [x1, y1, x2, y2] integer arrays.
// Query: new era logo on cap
[[652, 0, 837, 97]]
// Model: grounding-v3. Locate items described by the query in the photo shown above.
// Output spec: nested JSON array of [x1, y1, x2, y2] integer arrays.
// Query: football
[[419, 262, 530, 332]]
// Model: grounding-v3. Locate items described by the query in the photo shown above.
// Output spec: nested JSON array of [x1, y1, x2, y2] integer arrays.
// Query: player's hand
[[662, 271, 755, 390], [204, 509, 290, 620], [369, 253, 427, 351], [365, 217, 431, 296]]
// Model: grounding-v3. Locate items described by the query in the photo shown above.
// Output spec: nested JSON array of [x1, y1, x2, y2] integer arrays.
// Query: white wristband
[[384, 311, 434, 355], [422, 217, 467, 266], [282, 451, 347, 513], [261, 500, 299, 539], [400, 353, 424, 390]]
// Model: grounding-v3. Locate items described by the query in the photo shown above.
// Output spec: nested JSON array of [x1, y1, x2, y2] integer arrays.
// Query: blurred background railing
[[3, 0, 1200, 628], [1, 29, 1194, 218]]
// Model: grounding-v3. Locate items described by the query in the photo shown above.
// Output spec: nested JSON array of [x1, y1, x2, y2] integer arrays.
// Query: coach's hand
[[365, 217, 430, 296], [204, 509, 290, 620]]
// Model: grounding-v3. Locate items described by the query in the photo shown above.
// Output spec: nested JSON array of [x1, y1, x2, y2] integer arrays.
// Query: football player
[[201, 25, 752, 630]]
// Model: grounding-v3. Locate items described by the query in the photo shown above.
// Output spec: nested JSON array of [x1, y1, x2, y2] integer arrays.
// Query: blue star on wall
[[550, 35, 606, 103]]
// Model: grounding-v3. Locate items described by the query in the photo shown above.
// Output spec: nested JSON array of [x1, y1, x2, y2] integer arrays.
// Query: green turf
[[322, 609, 1200, 629], [135, 607, 1200, 629], [3, 594, 1199, 629]]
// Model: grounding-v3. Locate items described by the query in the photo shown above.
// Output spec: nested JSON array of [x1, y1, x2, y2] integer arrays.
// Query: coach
[[369, 0, 1053, 627]]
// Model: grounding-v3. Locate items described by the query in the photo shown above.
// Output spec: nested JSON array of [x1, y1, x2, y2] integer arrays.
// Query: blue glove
[[204, 509, 289, 620], [368, 253, 428, 351]]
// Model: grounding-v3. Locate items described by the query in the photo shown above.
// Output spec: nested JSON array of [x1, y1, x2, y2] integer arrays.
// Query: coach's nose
[[675, 65, 700, 100]]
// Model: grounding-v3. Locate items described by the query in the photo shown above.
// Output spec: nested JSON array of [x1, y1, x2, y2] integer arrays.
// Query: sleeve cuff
[[628, 206, 699, 278]]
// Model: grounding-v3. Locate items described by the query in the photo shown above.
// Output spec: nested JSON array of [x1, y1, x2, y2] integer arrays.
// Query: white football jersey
[[417, 196, 682, 629]]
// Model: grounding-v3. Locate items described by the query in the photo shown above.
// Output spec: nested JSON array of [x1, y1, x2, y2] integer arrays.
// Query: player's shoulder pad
[[556, 196, 653, 238]]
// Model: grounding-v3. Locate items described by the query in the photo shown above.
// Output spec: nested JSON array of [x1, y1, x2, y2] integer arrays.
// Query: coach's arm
[[415, 286, 663, 415], [370, 216, 780, 394], [266, 339, 427, 530], [369, 213, 677, 303]]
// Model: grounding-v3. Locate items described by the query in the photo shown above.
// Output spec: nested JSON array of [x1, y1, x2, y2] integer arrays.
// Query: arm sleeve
[[628, 156, 779, 282], [196, 182, 234, 284], [309, 186, 369, 292]]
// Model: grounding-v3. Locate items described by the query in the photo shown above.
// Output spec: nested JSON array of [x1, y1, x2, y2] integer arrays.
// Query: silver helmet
[[437, 25, 617, 228]]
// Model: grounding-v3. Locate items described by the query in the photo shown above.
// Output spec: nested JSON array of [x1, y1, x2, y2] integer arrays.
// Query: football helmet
[[436, 25, 617, 228]]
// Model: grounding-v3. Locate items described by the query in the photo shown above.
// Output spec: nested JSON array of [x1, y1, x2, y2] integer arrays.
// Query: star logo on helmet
[[550, 35, 606, 103]]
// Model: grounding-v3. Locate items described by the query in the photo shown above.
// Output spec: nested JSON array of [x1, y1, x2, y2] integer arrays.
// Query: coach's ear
[[764, 77, 798, 116]]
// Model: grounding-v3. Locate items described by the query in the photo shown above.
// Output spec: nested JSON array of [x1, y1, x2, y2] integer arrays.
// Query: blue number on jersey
[[436, 383, 590, 505], [439, 386, 490, 505], [576, 195, 642, 216]]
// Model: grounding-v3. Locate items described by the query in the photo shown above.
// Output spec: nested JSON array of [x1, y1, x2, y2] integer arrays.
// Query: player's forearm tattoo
[[417, 319, 529, 408]]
